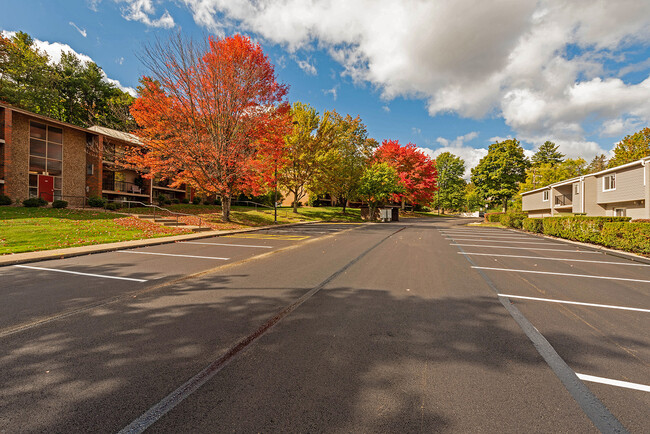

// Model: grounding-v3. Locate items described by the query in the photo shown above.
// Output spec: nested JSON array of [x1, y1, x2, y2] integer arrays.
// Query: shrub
[[157, 194, 167, 206], [522, 217, 543, 233], [105, 202, 121, 211], [88, 196, 106, 208], [171, 198, 180, 204], [485, 212, 504, 223], [192, 197, 201, 205], [542, 216, 631, 243], [23, 197, 48, 207], [600, 222, 650, 255], [0, 194, 12, 205], [164, 199, 172, 205], [181, 198, 190, 204], [499, 212, 526, 229], [52, 200, 68, 209], [631, 219, 650, 223], [203, 199, 213, 205]]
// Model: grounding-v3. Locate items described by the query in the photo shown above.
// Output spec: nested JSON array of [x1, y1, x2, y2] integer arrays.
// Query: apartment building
[[521, 156, 650, 219], [0, 102, 187, 206]]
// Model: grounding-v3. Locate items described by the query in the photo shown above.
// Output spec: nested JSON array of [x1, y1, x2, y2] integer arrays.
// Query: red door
[[38, 175, 54, 202]]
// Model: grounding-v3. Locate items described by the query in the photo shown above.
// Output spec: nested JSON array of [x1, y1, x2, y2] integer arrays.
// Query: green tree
[[608, 128, 650, 168], [464, 183, 483, 212], [471, 139, 529, 211], [586, 154, 607, 173], [518, 158, 586, 194], [0, 31, 59, 116], [357, 162, 403, 221], [531, 141, 564, 166], [433, 152, 466, 213], [279, 102, 337, 213], [309, 112, 376, 213]]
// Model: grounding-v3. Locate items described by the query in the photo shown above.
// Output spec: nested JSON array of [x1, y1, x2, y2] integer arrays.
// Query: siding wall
[[571, 181, 581, 213], [596, 165, 644, 203], [522, 189, 550, 211], [583, 177, 606, 216]]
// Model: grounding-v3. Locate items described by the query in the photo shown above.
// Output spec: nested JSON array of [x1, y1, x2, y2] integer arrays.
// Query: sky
[[2, 0, 650, 177]]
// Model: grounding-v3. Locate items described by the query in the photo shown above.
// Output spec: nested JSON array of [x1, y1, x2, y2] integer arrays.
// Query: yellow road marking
[[224, 234, 310, 241]]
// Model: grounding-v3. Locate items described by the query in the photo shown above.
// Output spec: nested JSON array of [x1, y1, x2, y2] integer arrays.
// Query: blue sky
[[2, 0, 650, 175]]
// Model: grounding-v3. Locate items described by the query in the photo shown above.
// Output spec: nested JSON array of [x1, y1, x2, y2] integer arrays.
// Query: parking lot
[[0, 223, 361, 337], [443, 226, 649, 432]]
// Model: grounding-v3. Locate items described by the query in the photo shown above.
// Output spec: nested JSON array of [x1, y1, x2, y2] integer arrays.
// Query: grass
[[0, 207, 188, 255]]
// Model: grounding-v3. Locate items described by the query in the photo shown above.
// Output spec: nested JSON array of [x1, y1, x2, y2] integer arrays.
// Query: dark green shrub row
[[52, 200, 68, 209], [485, 212, 504, 223], [23, 197, 48, 207], [541, 216, 631, 243], [499, 212, 527, 229], [600, 222, 650, 255], [522, 218, 543, 233], [0, 194, 12, 205], [105, 202, 122, 211]]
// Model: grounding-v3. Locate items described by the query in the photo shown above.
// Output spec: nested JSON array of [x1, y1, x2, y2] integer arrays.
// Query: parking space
[[442, 225, 650, 431], [0, 223, 359, 335]]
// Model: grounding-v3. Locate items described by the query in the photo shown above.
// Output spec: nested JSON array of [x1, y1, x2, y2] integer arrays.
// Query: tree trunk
[[342, 198, 347, 214], [293, 191, 299, 213], [221, 194, 231, 222], [401, 197, 405, 210], [502, 199, 508, 212]]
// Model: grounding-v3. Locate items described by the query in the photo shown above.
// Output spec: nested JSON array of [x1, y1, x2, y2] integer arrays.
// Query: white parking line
[[181, 242, 272, 249], [576, 373, 650, 393], [473, 266, 650, 284], [118, 251, 229, 260], [441, 232, 530, 237], [498, 294, 650, 313], [13, 265, 148, 282], [445, 238, 555, 245], [459, 252, 650, 267], [453, 244, 601, 253]]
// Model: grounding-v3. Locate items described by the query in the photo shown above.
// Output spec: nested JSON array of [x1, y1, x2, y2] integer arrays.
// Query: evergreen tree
[[531, 141, 564, 166], [586, 154, 607, 173]]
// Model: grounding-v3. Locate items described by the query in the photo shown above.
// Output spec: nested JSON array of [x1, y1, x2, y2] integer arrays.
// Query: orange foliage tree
[[129, 33, 290, 222], [374, 139, 437, 206]]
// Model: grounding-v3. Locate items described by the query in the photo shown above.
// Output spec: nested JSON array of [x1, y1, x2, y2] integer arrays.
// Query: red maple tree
[[129, 33, 290, 221], [374, 139, 437, 205]]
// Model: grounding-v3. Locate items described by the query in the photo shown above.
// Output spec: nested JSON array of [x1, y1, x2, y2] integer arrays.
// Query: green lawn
[[0, 207, 185, 255]]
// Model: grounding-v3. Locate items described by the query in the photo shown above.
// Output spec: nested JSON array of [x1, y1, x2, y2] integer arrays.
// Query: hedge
[[485, 212, 504, 223], [0, 194, 12, 205], [52, 200, 68, 209], [600, 222, 650, 255], [22, 197, 48, 207], [499, 212, 527, 229], [522, 217, 543, 233], [541, 216, 631, 243]]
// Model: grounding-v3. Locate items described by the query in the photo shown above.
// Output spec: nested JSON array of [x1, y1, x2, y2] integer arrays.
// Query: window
[[615, 208, 626, 217], [603, 174, 616, 191], [574, 184, 579, 194], [29, 122, 63, 199], [542, 190, 549, 201]]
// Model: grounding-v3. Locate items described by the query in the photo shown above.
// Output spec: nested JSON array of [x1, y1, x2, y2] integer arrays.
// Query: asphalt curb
[[0, 221, 321, 267]]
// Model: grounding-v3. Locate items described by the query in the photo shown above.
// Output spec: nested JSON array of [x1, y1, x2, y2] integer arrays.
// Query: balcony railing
[[103, 180, 147, 195], [555, 194, 572, 207]]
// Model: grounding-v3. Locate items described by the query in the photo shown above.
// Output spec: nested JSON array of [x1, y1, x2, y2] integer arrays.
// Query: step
[[161, 221, 187, 226], [184, 226, 213, 232]]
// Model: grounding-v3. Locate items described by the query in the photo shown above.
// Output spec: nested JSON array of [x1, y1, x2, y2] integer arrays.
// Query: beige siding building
[[521, 156, 650, 219]]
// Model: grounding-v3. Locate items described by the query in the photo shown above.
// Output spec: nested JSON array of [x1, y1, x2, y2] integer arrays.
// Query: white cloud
[[69, 22, 87, 38], [294, 57, 317, 75], [411, 127, 421, 135], [116, 57, 125, 65], [382, 105, 390, 113], [118, 0, 175, 28], [87, 0, 101, 12], [178, 0, 650, 157], [424, 132, 483, 178], [323, 85, 338, 100], [1, 31, 137, 96]]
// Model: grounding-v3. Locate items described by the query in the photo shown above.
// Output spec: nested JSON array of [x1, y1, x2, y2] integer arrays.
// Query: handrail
[[114, 199, 205, 228]]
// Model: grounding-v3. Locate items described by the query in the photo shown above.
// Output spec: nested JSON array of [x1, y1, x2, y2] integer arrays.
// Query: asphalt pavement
[[0, 218, 647, 432]]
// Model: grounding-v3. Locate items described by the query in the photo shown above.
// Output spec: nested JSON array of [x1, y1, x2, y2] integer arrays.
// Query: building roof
[[0, 101, 96, 135], [88, 125, 142, 145], [521, 156, 650, 196]]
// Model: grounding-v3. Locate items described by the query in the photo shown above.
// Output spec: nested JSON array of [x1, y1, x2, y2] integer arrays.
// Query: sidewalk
[[0, 222, 313, 267]]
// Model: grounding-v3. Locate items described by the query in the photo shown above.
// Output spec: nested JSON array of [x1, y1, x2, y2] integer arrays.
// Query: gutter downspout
[[580, 177, 585, 214]]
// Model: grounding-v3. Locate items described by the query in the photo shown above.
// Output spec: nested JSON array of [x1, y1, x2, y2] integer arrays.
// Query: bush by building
[[88, 196, 107, 208], [499, 212, 527, 229], [105, 202, 122, 211], [0, 195, 12, 206], [52, 200, 68, 209], [22, 197, 48, 207], [522, 218, 543, 233], [485, 212, 504, 223], [541, 216, 630, 243], [600, 222, 650, 255]]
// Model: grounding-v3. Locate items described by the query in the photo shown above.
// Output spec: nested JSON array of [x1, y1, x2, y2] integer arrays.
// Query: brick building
[[0, 102, 186, 206]]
